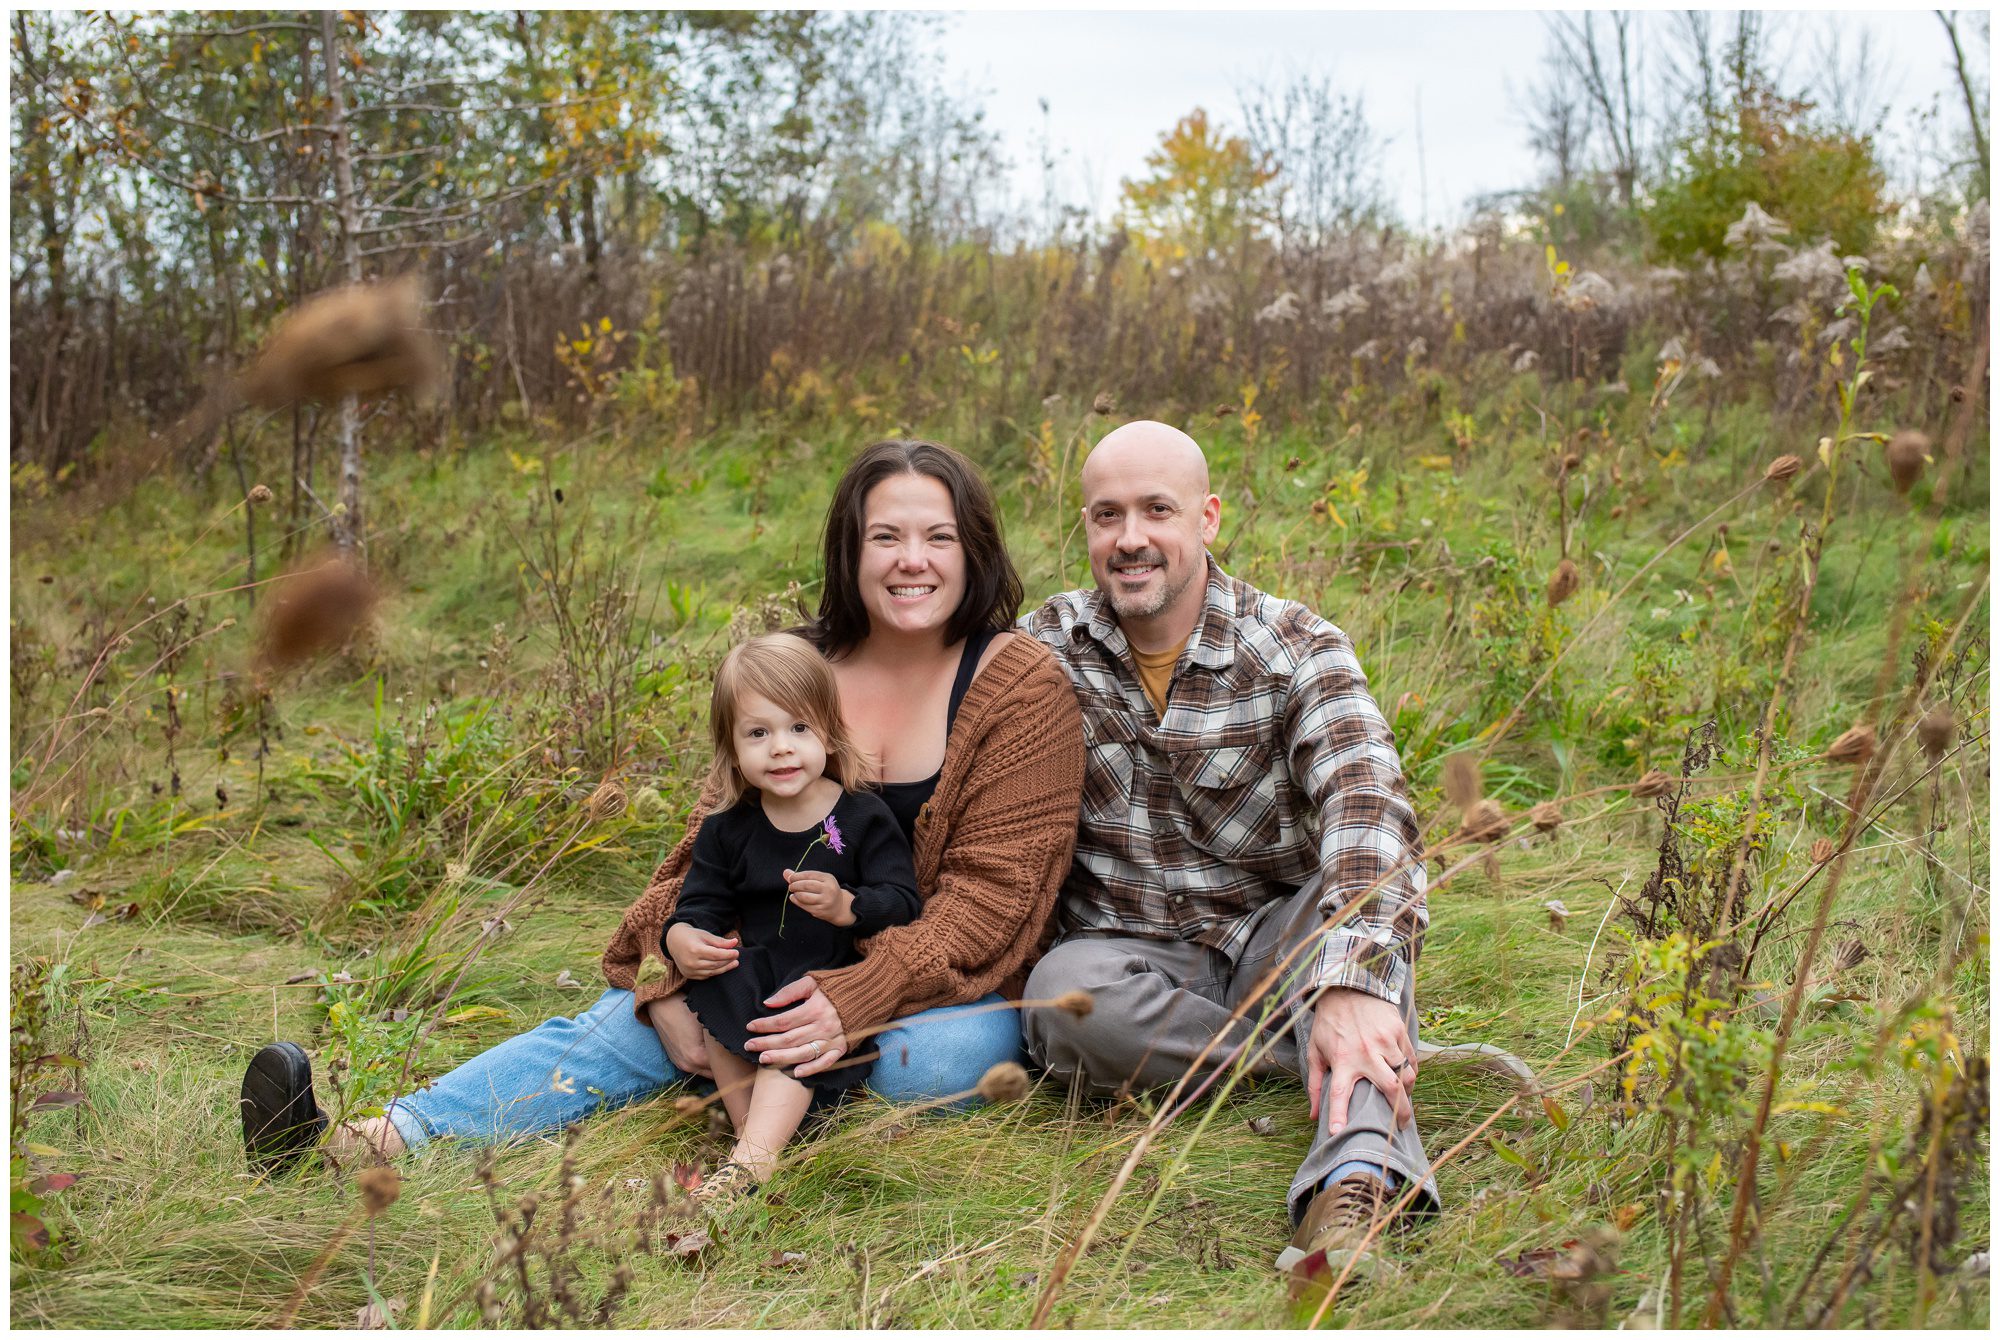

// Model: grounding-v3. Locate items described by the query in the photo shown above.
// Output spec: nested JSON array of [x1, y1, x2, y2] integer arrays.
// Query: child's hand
[[664, 923, 740, 979], [783, 868, 856, 927]]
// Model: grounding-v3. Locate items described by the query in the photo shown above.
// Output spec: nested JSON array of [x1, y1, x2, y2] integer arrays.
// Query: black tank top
[[876, 629, 995, 843]]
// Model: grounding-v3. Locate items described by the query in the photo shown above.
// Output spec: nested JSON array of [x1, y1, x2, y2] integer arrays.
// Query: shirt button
[[1171, 894, 1185, 905]]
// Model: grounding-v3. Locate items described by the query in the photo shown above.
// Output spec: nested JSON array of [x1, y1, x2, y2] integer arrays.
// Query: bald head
[[1082, 420, 1210, 498], [1077, 420, 1221, 646]]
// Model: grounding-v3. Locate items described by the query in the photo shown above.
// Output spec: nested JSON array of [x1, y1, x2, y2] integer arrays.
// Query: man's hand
[[783, 868, 856, 927], [643, 994, 713, 1079], [1306, 986, 1416, 1136], [663, 923, 739, 979], [745, 974, 849, 1077]]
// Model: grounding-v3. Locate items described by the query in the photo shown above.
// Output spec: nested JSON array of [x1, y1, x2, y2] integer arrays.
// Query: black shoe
[[240, 1042, 327, 1174]]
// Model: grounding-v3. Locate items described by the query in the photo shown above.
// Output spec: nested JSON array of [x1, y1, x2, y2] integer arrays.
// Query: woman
[[240, 439, 1086, 1171]]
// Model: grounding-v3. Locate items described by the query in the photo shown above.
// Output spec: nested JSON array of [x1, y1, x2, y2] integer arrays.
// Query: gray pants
[[1023, 879, 1438, 1225]]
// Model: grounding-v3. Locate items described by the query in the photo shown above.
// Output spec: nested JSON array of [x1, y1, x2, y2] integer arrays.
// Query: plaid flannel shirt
[[1021, 558, 1428, 1006]]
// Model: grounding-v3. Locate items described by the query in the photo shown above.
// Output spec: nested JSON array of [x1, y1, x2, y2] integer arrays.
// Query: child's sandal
[[690, 1160, 760, 1211]]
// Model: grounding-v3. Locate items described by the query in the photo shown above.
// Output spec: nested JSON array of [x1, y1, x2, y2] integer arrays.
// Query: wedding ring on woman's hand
[[1396, 1056, 1415, 1073], [809, 1039, 824, 1057]]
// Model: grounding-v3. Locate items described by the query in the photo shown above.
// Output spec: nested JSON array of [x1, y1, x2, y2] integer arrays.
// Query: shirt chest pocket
[[1080, 711, 1139, 822], [1164, 740, 1283, 853]]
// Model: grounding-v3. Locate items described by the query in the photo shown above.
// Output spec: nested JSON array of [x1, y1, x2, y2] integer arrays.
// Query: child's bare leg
[[324, 1116, 405, 1169], [731, 1068, 812, 1182], [705, 1043, 756, 1134]]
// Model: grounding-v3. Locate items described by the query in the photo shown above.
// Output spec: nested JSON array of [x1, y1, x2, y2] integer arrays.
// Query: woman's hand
[[745, 975, 848, 1077], [784, 868, 856, 927], [644, 994, 714, 1079], [664, 923, 739, 979]]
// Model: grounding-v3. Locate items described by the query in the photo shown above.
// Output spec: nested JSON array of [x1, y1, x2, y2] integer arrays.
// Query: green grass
[[9, 367, 1990, 1328]]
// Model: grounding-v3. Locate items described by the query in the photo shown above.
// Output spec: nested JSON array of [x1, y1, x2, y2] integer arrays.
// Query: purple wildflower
[[822, 814, 845, 855]]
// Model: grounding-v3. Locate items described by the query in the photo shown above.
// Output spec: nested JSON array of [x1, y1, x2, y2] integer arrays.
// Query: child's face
[[731, 690, 829, 800]]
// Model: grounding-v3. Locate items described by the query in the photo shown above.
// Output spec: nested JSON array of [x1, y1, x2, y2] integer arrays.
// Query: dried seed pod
[[1609, 504, 1626, 519], [1459, 798, 1509, 843], [1763, 454, 1803, 484], [1544, 898, 1570, 932], [1091, 391, 1115, 415], [1631, 769, 1675, 799], [1885, 429, 1931, 494], [977, 1061, 1032, 1103], [1560, 452, 1583, 473], [583, 780, 627, 823], [1917, 705, 1955, 760], [1546, 558, 1580, 608], [1809, 838, 1837, 865], [1832, 938, 1869, 972], [1441, 755, 1483, 813], [258, 553, 378, 669], [1528, 801, 1563, 833], [247, 483, 274, 505], [358, 1165, 402, 1217], [1823, 724, 1877, 765], [1053, 989, 1096, 1018]]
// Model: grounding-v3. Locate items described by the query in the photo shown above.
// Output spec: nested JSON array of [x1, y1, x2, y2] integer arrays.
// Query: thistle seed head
[[1091, 391, 1116, 415], [1917, 705, 1954, 760], [1810, 838, 1837, 865], [358, 1165, 402, 1217], [1832, 938, 1869, 972], [583, 780, 627, 823], [1441, 754, 1483, 812], [1053, 989, 1096, 1018], [1631, 769, 1675, 799], [1459, 797, 1509, 843], [1547, 558, 1580, 608], [1764, 454, 1803, 484], [1528, 801, 1563, 833], [248, 483, 274, 505], [977, 1061, 1032, 1104], [1886, 429, 1931, 494], [1823, 724, 1877, 765]]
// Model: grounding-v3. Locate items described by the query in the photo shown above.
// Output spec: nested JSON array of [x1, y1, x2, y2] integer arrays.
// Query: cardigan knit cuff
[[817, 945, 908, 1047]]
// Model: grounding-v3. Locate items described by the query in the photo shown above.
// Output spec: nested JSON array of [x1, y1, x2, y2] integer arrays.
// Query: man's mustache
[[1108, 549, 1168, 568]]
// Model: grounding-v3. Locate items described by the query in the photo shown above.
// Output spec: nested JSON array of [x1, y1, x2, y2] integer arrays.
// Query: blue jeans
[[384, 988, 1023, 1152]]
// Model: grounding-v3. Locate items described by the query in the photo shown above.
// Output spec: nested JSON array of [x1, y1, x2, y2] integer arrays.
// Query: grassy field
[[9, 346, 1990, 1327]]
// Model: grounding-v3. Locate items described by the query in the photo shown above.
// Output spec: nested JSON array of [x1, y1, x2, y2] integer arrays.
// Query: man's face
[[1081, 453, 1220, 626]]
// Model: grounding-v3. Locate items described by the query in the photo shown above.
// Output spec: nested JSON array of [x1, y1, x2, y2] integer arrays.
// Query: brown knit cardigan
[[600, 634, 1086, 1048]]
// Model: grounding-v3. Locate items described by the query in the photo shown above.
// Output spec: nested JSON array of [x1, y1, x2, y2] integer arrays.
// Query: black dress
[[664, 788, 920, 1094]]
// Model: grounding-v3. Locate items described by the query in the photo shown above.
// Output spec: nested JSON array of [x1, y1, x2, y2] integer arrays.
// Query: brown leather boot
[[1279, 1173, 1395, 1302]]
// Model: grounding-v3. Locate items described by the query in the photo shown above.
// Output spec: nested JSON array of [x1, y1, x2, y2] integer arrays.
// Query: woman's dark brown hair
[[806, 439, 1023, 657]]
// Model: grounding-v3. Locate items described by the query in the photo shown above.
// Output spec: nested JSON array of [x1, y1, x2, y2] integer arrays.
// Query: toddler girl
[[662, 632, 920, 1205]]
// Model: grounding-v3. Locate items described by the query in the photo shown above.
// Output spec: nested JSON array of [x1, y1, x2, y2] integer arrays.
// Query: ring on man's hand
[[809, 1039, 824, 1057], [1396, 1057, 1415, 1072]]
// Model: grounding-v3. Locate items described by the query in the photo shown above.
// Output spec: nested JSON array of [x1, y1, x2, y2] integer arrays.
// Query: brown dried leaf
[[355, 1297, 405, 1330], [1246, 1115, 1277, 1135]]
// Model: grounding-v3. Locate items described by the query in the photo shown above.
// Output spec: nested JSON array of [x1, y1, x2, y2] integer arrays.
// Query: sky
[[928, 8, 1979, 232]]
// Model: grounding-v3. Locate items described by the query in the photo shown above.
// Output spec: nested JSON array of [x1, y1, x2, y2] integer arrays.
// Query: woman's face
[[856, 471, 965, 642]]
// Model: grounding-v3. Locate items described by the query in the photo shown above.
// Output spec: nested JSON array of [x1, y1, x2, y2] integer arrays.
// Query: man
[[1020, 419, 1434, 1289]]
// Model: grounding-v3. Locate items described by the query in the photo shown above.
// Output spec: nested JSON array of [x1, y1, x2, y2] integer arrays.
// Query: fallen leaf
[[13, 1212, 50, 1251], [554, 969, 581, 990], [764, 1250, 809, 1270], [663, 1228, 711, 1259], [1246, 1115, 1277, 1135], [65, 887, 100, 907], [31, 1091, 87, 1111], [28, 1173, 77, 1194], [355, 1296, 405, 1329], [329, 971, 355, 985], [672, 1161, 702, 1191], [284, 971, 317, 985], [112, 902, 139, 920], [1614, 1203, 1642, 1232]]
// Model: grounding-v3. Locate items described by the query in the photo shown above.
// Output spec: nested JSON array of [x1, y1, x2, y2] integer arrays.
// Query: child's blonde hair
[[705, 632, 875, 808]]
